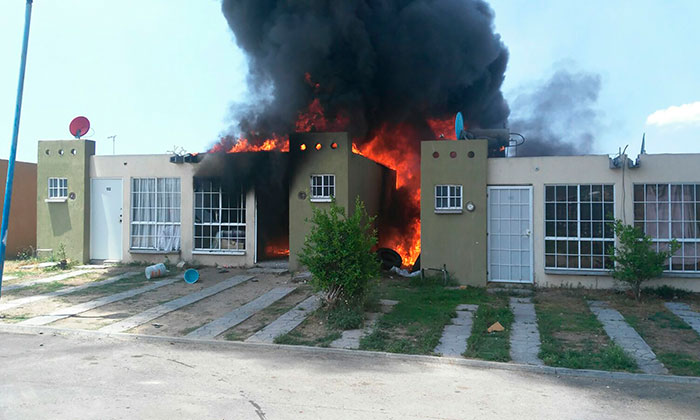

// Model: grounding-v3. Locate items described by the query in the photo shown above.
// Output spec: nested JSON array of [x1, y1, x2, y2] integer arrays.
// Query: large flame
[[208, 74, 455, 267]]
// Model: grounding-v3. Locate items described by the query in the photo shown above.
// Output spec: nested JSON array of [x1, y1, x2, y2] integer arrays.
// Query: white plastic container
[[145, 263, 167, 279]]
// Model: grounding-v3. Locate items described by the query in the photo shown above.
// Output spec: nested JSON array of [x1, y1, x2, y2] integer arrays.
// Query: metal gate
[[487, 186, 533, 283]]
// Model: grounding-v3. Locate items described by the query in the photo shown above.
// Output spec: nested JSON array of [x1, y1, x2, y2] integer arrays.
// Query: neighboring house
[[421, 139, 700, 291], [0, 159, 37, 258], [35, 133, 395, 268]]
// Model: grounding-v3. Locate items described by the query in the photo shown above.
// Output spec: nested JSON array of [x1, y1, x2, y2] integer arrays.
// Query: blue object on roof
[[455, 112, 464, 140]]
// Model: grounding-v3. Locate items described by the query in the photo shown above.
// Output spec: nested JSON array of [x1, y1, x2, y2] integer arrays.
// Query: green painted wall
[[37, 140, 95, 263], [420, 140, 487, 286], [288, 132, 350, 271]]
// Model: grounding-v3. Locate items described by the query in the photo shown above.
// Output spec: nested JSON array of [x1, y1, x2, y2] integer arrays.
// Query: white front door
[[90, 179, 123, 260], [488, 186, 533, 283]]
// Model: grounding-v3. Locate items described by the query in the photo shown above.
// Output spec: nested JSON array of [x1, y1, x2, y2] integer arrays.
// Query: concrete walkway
[[509, 297, 544, 366], [588, 300, 668, 375], [0, 272, 139, 312], [246, 294, 322, 343], [330, 299, 399, 350], [19, 277, 179, 326], [2, 270, 95, 292], [186, 286, 297, 339], [664, 302, 700, 336], [434, 304, 478, 357], [99, 275, 253, 333]]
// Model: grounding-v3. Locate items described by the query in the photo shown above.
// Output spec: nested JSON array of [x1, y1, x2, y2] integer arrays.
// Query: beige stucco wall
[[488, 153, 700, 291], [0, 159, 36, 258], [90, 154, 255, 266], [421, 140, 488, 286]]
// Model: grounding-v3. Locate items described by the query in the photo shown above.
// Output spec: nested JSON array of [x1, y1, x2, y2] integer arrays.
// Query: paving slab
[[0, 272, 139, 312], [247, 267, 289, 275], [664, 302, 700, 336], [434, 304, 478, 357], [2, 270, 95, 292], [186, 286, 297, 339], [18, 277, 179, 326], [330, 301, 399, 349], [588, 300, 668, 375], [4, 275, 17, 281], [98, 275, 253, 334], [509, 297, 544, 366], [245, 294, 322, 343]]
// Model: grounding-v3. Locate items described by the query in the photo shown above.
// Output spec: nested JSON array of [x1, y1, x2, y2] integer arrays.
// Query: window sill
[[129, 249, 180, 254], [435, 209, 463, 214], [310, 198, 332, 203], [661, 272, 700, 279], [45, 198, 68, 203], [192, 250, 246, 256], [545, 268, 611, 277]]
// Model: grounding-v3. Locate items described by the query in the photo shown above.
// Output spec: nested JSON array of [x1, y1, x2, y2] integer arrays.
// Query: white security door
[[90, 179, 123, 260], [488, 186, 533, 283]]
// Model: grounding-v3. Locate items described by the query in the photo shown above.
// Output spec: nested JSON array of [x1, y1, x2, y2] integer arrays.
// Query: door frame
[[487, 185, 534, 284], [90, 177, 123, 261]]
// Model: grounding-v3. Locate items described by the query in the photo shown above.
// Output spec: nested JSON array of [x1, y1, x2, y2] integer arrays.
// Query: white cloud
[[646, 101, 700, 126]]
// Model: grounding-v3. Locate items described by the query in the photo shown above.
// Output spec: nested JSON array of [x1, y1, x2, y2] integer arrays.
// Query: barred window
[[544, 184, 615, 270], [633, 184, 700, 272], [435, 185, 462, 211], [194, 178, 245, 253], [48, 177, 68, 199], [310, 174, 334, 201], [130, 178, 181, 251]]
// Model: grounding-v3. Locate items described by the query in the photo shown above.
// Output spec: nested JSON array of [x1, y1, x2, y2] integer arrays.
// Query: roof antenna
[[640, 132, 646, 155], [107, 135, 116, 155]]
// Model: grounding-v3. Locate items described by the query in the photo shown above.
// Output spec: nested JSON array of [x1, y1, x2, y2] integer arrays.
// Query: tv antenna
[[107, 135, 116, 154]]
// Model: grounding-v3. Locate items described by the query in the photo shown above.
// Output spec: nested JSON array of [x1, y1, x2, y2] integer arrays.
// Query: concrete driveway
[[1, 329, 698, 419]]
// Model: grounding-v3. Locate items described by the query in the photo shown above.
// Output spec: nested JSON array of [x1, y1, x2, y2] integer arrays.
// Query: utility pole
[[108, 135, 117, 155], [0, 0, 34, 298]]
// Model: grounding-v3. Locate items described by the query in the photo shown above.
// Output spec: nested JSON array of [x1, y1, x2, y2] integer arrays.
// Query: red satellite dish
[[69, 116, 90, 139]]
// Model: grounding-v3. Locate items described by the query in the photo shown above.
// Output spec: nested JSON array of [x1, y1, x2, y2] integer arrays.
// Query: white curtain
[[131, 178, 180, 251]]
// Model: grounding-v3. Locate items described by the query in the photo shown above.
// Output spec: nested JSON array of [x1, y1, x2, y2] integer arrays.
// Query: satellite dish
[[69, 116, 90, 139], [455, 112, 464, 140]]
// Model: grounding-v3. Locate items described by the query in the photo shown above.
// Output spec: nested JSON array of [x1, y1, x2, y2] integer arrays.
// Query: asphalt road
[[1, 330, 698, 419]]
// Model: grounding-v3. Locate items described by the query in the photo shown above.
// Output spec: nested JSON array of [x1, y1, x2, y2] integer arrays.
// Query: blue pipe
[[0, 0, 34, 298]]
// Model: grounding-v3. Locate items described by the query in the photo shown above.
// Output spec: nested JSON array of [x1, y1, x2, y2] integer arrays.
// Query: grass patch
[[657, 353, 700, 377], [274, 330, 341, 347], [68, 274, 146, 296], [4, 281, 68, 296], [327, 304, 364, 330], [0, 314, 31, 323], [536, 297, 637, 371], [464, 299, 514, 362], [360, 282, 487, 355], [647, 311, 692, 330]]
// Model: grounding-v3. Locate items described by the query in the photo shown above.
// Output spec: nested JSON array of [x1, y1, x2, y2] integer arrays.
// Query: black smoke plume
[[221, 0, 510, 142], [509, 69, 602, 156]]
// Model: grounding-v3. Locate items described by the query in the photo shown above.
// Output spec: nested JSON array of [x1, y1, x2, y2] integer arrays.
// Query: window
[[194, 178, 246, 253], [310, 174, 335, 201], [435, 185, 463, 212], [544, 184, 615, 270], [48, 177, 68, 199], [130, 178, 181, 251], [634, 184, 699, 272]]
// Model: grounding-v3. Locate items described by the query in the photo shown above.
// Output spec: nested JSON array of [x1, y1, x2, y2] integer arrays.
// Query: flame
[[264, 245, 290, 257]]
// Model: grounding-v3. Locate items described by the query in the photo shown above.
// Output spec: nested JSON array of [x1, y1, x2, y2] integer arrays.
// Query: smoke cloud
[[508, 69, 602, 156], [221, 0, 510, 142]]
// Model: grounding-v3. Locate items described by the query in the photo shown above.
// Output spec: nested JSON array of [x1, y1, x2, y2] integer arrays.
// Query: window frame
[[192, 178, 246, 255], [310, 174, 335, 202], [129, 177, 182, 252], [434, 184, 463, 213], [633, 183, 699, 273], [544, 184, 616, 271], [47, 177, 68, 201]]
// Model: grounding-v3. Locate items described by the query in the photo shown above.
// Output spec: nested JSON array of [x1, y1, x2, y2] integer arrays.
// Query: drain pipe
[[0, 0, 34, 298]]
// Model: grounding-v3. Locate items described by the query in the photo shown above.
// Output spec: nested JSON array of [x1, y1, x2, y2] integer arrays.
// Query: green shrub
[[299, 197, 380, 306], [609, 220, 679, 301]]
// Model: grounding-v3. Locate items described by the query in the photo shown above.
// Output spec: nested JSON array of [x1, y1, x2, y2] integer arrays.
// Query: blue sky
[[1, 0, 698, 163]]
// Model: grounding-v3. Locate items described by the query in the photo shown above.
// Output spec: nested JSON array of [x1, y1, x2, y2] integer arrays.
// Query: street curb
[[1, 322, 699, 385]]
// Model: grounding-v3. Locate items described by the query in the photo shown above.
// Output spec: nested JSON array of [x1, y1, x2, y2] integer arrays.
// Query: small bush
[[299, 197, 380, 306], [642, 285, 692, 300], [609, 220, 679, 301]]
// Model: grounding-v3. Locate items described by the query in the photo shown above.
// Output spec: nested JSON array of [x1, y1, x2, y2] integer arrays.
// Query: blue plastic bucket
[[184, 269, 199, 284]]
